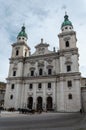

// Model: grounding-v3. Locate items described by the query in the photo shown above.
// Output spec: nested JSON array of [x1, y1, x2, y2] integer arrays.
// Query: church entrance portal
[[37, 97, 43, 111], [27, 97, 33, 109], [46, 97, 53, 111]]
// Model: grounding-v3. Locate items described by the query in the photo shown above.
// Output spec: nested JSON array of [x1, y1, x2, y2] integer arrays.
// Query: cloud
[[0, 0, 86, 81], [61, 5, 67, 10]]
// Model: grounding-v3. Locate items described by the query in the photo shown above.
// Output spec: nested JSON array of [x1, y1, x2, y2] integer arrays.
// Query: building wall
[[4, 17, 81, 112]]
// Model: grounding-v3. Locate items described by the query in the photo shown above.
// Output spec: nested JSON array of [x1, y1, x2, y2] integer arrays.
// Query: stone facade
[[0, 82, 6, 107], [4, 14, 81, 112], [81, 78, 86, 112]]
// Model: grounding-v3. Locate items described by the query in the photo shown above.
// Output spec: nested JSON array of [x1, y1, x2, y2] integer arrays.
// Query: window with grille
[[68, 81, 72, 87], [48, 83, 51, 89]]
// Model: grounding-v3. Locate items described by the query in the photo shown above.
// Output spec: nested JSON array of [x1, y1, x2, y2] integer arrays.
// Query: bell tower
[[11, 25, 30, 58], [58, 13, 79, 73], [4, 25, 31, 109], [57, 13, 81, 112], [58, 12, 77, 50]]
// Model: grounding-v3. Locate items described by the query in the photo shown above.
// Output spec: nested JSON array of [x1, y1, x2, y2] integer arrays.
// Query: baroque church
[[4, 14, 81, 112]]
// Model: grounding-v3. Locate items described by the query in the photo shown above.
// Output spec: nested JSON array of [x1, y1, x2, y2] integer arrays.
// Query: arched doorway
[[27, 97, 33, 109], [46, 97, 53, 111], [37, 97, 43, 111]]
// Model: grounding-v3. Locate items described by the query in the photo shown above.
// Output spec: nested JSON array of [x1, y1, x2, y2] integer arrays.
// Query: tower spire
[[17, 25, 28, 39], [61, 13, 73, 29]]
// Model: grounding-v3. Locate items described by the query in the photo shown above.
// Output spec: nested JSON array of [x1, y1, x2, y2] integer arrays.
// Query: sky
[[0, 0, 86, 82]]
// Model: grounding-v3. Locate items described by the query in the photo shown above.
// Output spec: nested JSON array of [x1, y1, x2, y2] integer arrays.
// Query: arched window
[[65, 27, 68, 29], [16, 50, 19, 56], [68, 94, 72, 99], [37, 96, 43, 111], [65, 41, 69, 47]]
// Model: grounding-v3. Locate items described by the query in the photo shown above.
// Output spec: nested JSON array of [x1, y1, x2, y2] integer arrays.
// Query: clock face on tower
[[38, 47, 45, 54]]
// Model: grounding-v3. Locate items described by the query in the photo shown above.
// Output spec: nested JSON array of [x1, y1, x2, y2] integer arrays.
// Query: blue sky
[[0, 0, 86, 82]]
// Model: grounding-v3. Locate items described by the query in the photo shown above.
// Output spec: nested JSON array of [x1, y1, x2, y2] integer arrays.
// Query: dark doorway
[[27, 97, 33, 109], [46, 97, 53, 111], [37, 97, 43, 111]]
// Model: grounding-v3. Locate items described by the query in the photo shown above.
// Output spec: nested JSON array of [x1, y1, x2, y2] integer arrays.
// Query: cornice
[[6, 72, 81, 81], [58, 31, 76, 38], [58, 48, 78, 56], [12, 42, 30, 50]]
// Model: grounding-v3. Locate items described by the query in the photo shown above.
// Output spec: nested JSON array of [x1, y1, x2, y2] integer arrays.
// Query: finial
[[22, 24, 25, 31], [41, 38, 43, 43], [64, 11, 68, 20]]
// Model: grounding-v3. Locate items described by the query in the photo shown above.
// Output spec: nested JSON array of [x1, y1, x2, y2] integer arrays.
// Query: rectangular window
[[68, 81, 72, 87], [67, 65, 71, 72], [38, 83, 42, 89], [68, 94, 72, 100], [31, 70, 34, 76], [48, 69, 52, 75], [11, 84, 15, 89], [13, 71, 16, 76], [48, 83, 51, 89], [39, 69, 43, 75], [29, 84, 33, 89], [10, 95, 13, 100]]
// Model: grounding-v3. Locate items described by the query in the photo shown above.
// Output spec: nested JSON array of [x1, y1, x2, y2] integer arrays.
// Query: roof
[[17, 25, 28, 39], [61, 14, 73, 28]]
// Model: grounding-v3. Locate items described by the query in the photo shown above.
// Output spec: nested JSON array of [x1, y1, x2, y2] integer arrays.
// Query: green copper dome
[[61, 14, 73, 28], [17, 25, 28, 39]]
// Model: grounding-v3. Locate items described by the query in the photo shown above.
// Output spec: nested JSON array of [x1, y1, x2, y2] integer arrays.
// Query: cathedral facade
[[4, 14, 81, 112]]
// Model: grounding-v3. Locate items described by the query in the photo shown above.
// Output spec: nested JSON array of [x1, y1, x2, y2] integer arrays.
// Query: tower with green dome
[[58, 13, 81, 111], [17, 25, 28, 42], [58, 13, 77, 50], [11, 25, 30, 59], [61, 12, 73, 32]]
